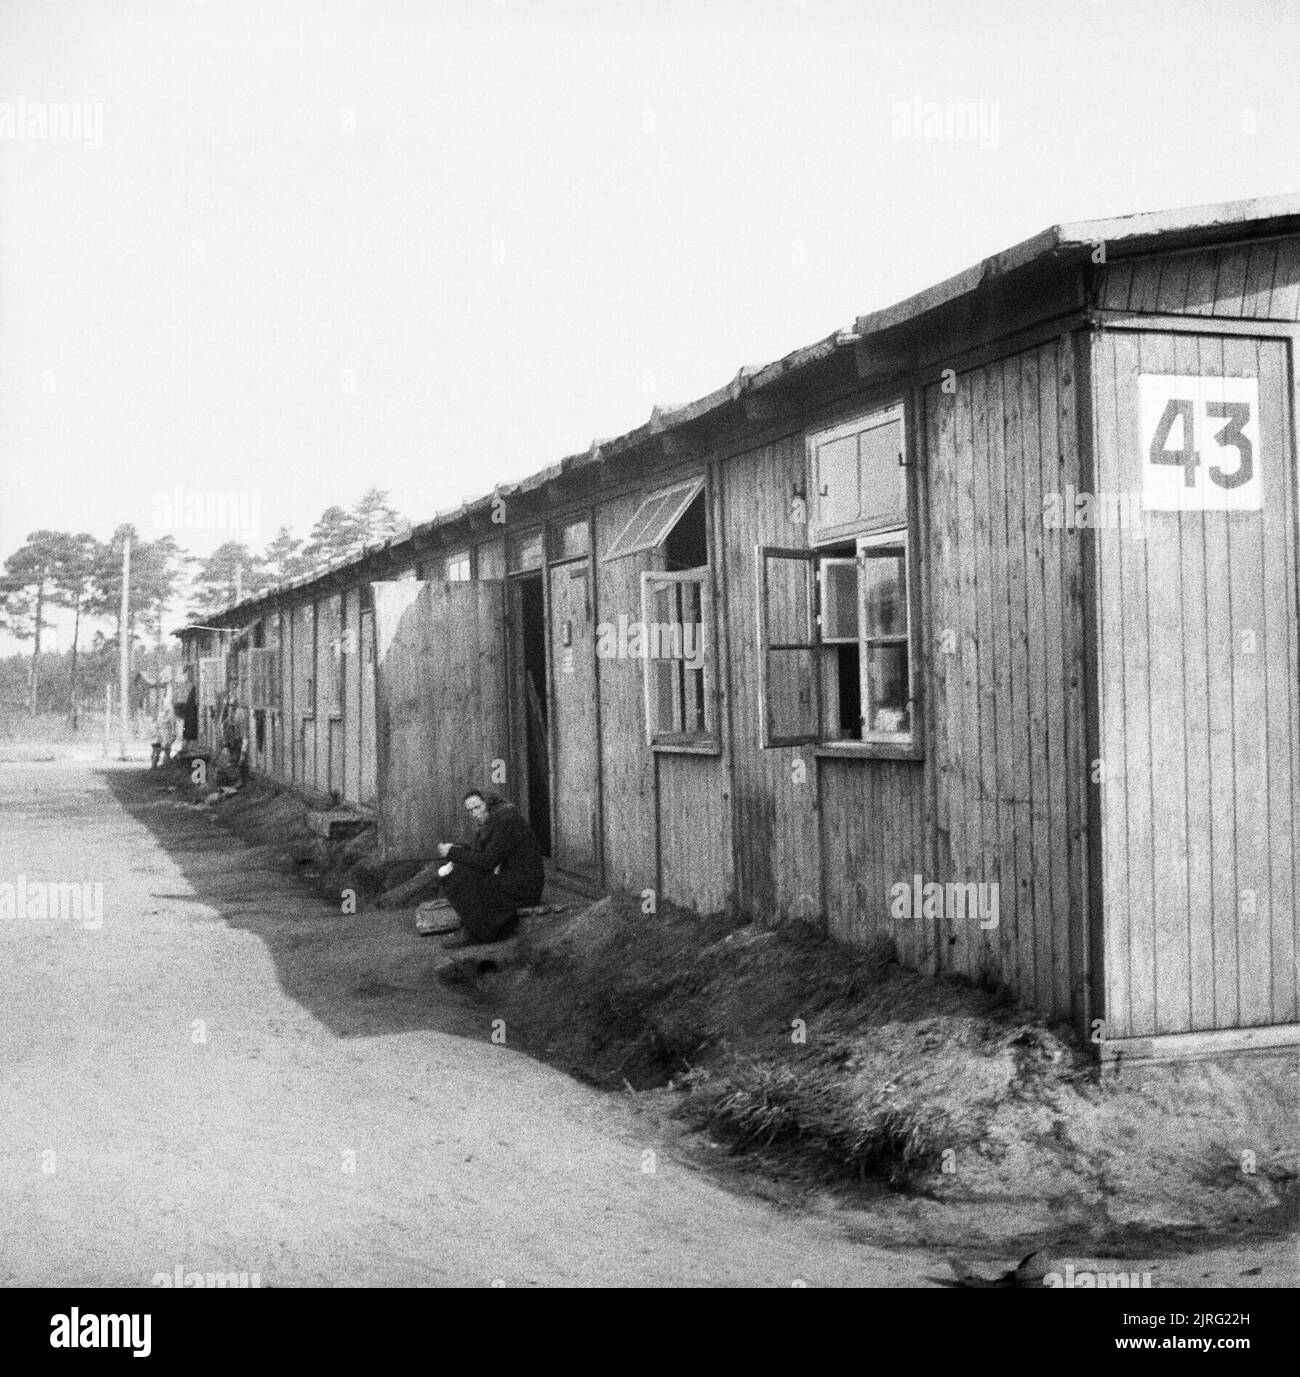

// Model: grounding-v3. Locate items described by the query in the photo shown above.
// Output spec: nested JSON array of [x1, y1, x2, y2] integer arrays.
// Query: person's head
[[463, 789, 493, 826]]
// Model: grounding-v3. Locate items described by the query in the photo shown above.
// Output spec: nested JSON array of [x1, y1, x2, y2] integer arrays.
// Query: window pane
[[651, 656, 677, 735], [864, 644, 910, 735], [643, 571, 711, 740], [820, 559, 858, 642], [477, 539, 505, 580], [507, 531, 544, 572], [862, 551, 906, 638], [444, 550, 471, 581], [859, 419, 905, 525], [815, 433, 859, 531], [550, 519, 590, 561]]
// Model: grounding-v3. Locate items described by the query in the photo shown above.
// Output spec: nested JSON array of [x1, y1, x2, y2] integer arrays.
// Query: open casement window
[[639, 569, 717, 747], [605, 479, 704, 563], [855, 530, 914, 744], [756, 533, 919, 755]]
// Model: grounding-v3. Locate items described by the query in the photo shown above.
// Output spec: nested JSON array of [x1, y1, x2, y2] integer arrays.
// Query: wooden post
[[119, 534, 131, 758], [103, 683, 112, 757]]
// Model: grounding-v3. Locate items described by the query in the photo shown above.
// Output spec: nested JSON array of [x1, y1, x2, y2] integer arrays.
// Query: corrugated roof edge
[[177, 193, 1300, 637]]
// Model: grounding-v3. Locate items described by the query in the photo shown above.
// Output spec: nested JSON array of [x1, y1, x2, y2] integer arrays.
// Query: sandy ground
[[1, 755, 1293, 1288], [0, 756, 939, 1287]]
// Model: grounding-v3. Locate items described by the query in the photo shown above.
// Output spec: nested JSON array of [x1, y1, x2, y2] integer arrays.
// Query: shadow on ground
[[97, 763, 484, 1043]]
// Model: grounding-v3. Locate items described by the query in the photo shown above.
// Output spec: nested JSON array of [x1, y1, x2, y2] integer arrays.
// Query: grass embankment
[[500, 896, 1298, 1249]]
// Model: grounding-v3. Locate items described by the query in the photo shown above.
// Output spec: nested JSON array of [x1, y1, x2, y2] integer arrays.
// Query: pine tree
[[1, 531, 69, 714]]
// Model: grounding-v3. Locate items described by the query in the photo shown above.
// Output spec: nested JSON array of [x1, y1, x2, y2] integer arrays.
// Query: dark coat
[[447, 799, 545, 905]]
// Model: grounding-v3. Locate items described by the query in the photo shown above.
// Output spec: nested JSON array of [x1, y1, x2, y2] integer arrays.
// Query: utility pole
[[118, 533, 131, 758]]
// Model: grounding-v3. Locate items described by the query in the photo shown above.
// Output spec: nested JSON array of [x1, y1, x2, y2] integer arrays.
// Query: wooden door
[[549, 560, 600, 876], [371, 580, 509, 861], [1092, 331, 1299, 1039]]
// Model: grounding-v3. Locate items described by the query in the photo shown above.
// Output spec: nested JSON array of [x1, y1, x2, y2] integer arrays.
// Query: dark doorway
[[509, 573, 551, 855]]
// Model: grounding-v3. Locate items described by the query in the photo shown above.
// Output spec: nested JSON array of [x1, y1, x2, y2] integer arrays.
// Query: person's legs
[[440, 868, 519, 944]]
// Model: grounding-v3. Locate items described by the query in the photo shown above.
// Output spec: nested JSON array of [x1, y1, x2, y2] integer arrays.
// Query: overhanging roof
[[854, 193, 1300, 337], [177, 193, 1300, 637]]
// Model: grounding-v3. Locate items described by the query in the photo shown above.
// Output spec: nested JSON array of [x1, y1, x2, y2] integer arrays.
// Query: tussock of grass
[[684, 1058, 942, 1186]]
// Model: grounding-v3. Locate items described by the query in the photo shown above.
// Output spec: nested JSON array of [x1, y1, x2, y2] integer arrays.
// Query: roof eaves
[[854, 194, 1300, 338]]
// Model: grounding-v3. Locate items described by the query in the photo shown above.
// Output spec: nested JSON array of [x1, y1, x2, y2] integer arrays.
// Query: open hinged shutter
[[604, 479, 704, 562], [755, 545, 820, 747]]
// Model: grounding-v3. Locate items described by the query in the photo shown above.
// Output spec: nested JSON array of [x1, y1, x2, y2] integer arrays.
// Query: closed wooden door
[[549, 560, 600, 876], [1092, 330, 1299, 1039]]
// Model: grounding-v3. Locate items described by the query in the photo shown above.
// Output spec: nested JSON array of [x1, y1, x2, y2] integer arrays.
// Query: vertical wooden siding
[[924, 337, 1091, 1021], [818, 758, 927, 964], [359, 608, 377, 806], [1091, 329, 1299, 1037], [344, 587, 363, 803], [657, 752, 731, 913], [719, 437, 822, 922], [1099, 239, 1300, 320], [593, 493, 658, 895], [548, 560, 602, 875]]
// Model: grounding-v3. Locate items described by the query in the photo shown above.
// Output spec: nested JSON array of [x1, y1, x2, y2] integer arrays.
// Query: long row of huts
[[179, 195, 1300, 1062]]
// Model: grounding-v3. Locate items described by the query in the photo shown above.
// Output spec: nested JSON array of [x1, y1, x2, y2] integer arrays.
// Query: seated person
[[436, 789, 544, 946]]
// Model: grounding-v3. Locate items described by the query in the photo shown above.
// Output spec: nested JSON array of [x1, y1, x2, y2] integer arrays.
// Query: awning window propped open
[[603, 478, 704, 562]]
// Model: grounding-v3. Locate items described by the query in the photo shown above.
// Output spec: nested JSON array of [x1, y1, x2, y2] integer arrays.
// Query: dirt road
[[0, 757, 933, 1287]]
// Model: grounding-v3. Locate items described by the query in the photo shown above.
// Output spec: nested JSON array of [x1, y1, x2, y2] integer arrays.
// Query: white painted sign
[[1138, 374, 1261, 511]]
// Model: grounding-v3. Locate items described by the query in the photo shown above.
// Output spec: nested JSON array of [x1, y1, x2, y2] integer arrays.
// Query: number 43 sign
[[1139, 374, 1262, 511]]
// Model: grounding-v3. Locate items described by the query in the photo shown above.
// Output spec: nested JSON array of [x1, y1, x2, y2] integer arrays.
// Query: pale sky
[[2, 0, 1298, 649]]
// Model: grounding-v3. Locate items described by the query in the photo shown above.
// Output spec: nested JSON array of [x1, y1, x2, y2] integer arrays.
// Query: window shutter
[[755, 545, 820, 748]]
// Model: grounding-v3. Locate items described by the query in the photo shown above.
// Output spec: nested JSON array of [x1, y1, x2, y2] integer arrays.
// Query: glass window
[[443, 550, 472, 582], [639, 570, 715, 746], [757, 399, 919, 755], [550, 518, 591, 562], [507, 530, 544, 572]]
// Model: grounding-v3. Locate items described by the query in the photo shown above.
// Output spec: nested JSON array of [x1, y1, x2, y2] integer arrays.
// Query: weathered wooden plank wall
[[657, 752, 731, 912], [291, 602, 312, 789], [343, 587, 363, 803], [371, 579, 510, 858], [315, 594, 339, 793], [372, 581, 438, 859], [593, 493, 658, 896], [923, 336, 1091, 1020], [359, 607, 377, 806], [548, 559, 601, 876], [428, 580, 510, 843], [1090, 328, 1299, 1036], [718, 437, 822, 922], [1099, 240, 1300, 320], [818, 758, 926, 962]]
